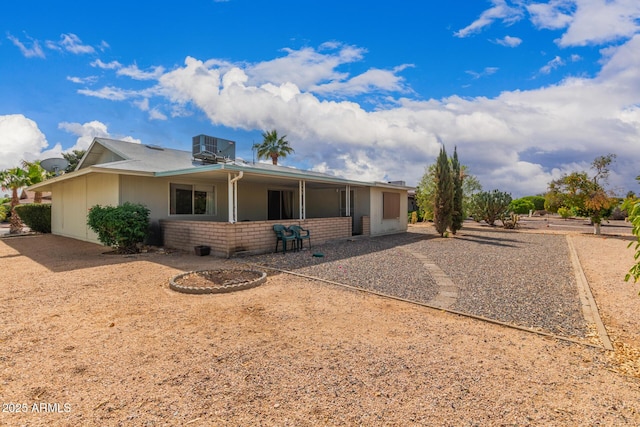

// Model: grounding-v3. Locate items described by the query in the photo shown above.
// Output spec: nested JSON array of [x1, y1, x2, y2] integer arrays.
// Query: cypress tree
[[433, 146, 453, 236], [450, 146, 464, 234]]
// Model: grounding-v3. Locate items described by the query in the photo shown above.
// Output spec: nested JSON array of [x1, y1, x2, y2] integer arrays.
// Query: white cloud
[[47, 33, 96, 54], [466, 0, 640, 47], [527, 0, 574, 30], [67, 75, 98, 84], [148, 108, 167, 121], [58, 120, 141, 151], [7, 33, 45, 58], [77, 86, 137, 101], [235, 42, 410, 97], [455, 0, 524, 38], [495, 35, 522, 47], [557, 0, 640, 46], [539, 55, 565, 74], [75, 39, 640, 197], [466, 67, 499, 79], [0, 115, 60, 170], [117, 64, 166, 80], [91, 59, 122, 70], [311, 65, 412, 96]]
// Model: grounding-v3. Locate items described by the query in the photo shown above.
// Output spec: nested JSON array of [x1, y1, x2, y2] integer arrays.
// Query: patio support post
[[345, 185, 351, 217], [228, 171, 243, 223], [299, 180, 306, 220]]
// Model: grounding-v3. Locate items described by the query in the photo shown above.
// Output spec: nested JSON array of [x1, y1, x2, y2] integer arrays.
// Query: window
[[383, 192, 400, 219], [170, 183, 215, 215], [268, 190, 294, 220]]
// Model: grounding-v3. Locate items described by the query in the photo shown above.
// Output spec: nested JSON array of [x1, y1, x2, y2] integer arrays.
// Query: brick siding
[[160, 217, 352, 258]]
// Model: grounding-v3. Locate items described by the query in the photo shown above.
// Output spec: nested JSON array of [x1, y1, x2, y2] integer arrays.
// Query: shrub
[[87, 203, 150, 253], [509, 198, 536, 215], [521, 195, 546, 211], [469, 190, 512, 226], [557, 206, 572, 219], [14, 204, 51, 233], [0, 204, 7, 222], [502, 213, 520, 229], [409, 211, 418, 224]]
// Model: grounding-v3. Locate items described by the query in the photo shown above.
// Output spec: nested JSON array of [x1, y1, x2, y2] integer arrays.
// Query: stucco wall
[[50, 173, 119, 243], [160, 217, 352, 258], [368, 187, 408, 236]]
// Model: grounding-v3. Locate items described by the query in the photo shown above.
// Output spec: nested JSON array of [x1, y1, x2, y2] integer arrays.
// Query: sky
[[1, 0, 640, 198]]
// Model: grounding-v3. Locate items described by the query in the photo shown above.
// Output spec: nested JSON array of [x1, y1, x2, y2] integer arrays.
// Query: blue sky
[[1, 0, 640, 197]]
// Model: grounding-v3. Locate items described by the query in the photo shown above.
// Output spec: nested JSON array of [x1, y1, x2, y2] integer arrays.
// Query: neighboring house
[[28, 137, 412, 257]]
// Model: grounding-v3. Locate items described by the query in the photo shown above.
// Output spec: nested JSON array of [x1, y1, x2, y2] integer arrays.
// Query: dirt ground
[[1, 217, 640, 426]]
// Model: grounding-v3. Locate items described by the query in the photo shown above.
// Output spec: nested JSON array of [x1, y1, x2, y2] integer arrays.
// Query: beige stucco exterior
[[31, 138, 411, 255]]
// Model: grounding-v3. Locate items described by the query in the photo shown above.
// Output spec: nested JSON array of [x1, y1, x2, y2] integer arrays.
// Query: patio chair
[[273, 224, 297, 254], [289, 225, 311, 250]]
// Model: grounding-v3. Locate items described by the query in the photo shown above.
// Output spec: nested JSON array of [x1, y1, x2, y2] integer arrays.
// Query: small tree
[[433, 146, 453, 236], [521, 195, 546, 211], [62, 149, 86, 172], [415, 155, 480, 223], [450, 147, 464, 234], [253, 130, 294, 165], [544, 154, 617, 235], [87, 203, 150, 253]]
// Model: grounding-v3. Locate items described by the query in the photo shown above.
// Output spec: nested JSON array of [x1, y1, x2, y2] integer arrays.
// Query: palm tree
[[21, 160, 49, 203], [253, 129, 294, 165], [0, 167, 30, 233]]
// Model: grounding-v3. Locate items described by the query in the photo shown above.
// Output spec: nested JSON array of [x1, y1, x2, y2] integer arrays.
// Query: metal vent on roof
[[192, 134, 236, 163], [145, 144, 165, 151]]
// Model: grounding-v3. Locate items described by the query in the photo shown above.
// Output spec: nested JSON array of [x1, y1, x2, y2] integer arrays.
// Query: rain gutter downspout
[[228, 171, 243, 223]]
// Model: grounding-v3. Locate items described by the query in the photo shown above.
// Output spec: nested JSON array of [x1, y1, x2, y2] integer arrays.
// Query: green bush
[[0, 204, 7, 222], [557, 206, 572, 219], [14, 204, 51, 233], [509, 198, 536, 215], [87, 203, 150, 253], [521, 195, 546, 211]]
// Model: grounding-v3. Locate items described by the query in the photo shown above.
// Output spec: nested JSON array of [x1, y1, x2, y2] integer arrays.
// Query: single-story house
[[28, 136, 412, 257]]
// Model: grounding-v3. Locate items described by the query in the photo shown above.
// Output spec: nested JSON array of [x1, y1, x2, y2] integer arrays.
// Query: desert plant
[[87, 203, 150, 253], [409, 211, 418, 224], [14, 204, 51, 233], [469, 190, 512, 226], [502, 213, 520, 229]]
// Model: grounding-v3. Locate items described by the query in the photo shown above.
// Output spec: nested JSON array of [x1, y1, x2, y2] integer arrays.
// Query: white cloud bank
[[67, 33, 640, 196], [7, 2, 640, 198], [0, 116, 139, 172]]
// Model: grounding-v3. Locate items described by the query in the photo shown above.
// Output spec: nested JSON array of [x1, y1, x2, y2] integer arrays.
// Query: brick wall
[[160, 217, 352, 258], [361, 215, 370, 236]]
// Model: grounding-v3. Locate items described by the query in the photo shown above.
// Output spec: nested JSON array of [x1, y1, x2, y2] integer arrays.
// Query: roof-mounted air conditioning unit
[[192, 134, 236, 163]]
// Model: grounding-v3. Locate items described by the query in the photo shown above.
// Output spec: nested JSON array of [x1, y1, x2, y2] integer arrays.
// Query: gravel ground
[[250, 231, 441, 307], [250, 222, 586, 338]]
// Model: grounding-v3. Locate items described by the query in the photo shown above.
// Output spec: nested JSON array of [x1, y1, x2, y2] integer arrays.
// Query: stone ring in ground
[[169, 269, 267, 294]]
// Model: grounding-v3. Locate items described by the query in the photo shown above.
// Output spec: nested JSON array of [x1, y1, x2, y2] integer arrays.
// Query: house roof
[[29, 137, 413, 191]]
